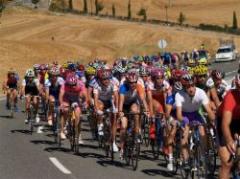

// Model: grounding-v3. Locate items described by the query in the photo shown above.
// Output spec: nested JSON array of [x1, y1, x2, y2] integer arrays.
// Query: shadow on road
[[141, 168, 176, 178], [30, 139, 56, 145], [11, 129, 32, 135]]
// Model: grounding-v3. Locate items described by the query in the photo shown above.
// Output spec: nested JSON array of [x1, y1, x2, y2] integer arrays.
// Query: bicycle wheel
[[143, 117, 150, 147], [192, 145, 207, 179], [29, 106, 35, 135], [205, 136, 217, 176], [150, 139, 160, 159], [132, 142, 140, 171]]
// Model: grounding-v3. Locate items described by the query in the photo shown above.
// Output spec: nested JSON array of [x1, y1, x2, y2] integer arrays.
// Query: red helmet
[[66, 73, 77, 86], [172, 69, 183, 80], [78, 64, 85, 71]]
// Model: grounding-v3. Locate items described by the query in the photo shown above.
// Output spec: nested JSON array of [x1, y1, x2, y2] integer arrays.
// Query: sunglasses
[[129, 81, 137, 84]]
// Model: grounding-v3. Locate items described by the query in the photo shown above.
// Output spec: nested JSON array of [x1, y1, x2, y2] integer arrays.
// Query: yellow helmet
[[62, 63, 68, 69], [86, 66, 96, 75], [194, 65, 208, 76], [187, 59, 196, 67]]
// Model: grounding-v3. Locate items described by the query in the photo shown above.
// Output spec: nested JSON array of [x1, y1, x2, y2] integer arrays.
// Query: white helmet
[[26, 69, 35, 77]]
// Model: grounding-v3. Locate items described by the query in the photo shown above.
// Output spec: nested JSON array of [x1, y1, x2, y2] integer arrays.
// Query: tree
[[68, 0, 73, 10], [83, 0, 88, 13], [127, 0, 131, 19], [232, 11, 238, 29], [137, 8, 147, 21], [32, 0, 39, 8], [178, 12, 186, 25], [95, 0, 104, 15], [112, 3, 116, 17]]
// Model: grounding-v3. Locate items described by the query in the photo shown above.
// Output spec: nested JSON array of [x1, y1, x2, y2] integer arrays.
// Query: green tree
[[232, 11, 238, 29], [83, 0, 88, 13], [137, 8, 147, 21], [178, 12, 186, 25], [95, 0, 104, 15], [32, 0, 39, 8], [68, 0, 73, 10], [127, 0, 131, 19], [112, 3, 116, 17]]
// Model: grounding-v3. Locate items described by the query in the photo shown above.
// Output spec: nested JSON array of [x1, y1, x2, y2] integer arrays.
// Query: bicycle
[[141, 114, 150, 147], [51, 101, 61, 147], [123, 112, 143, 171], [65, 103, 81, 154], [26, 96, 36, 135], [179, 122, 207, 179], [96, 109, 115, 161]]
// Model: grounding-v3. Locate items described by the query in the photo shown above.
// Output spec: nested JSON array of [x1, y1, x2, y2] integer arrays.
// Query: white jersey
[[93, 79, 118, 101], [44, 77, 64, 88], [175, 87, 209, 113]]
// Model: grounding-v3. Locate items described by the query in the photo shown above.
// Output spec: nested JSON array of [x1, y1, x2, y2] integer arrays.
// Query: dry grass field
[[73, 0, 240, 26], [0, 4, 240, 91]]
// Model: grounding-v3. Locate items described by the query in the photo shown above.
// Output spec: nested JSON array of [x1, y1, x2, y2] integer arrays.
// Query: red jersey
[[218, 89, 240, 120]]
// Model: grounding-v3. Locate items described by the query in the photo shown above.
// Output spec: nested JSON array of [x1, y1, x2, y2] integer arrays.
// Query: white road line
[[225, 70, 237, 76], [49, 157, 72, 174]]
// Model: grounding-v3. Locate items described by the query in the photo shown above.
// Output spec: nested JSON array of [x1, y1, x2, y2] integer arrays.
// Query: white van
[[215, 45, 237, 62]]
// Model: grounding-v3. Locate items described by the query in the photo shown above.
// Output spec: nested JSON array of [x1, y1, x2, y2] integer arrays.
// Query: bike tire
[[132, 142, 140, 171], [150, 139, 160, 159]]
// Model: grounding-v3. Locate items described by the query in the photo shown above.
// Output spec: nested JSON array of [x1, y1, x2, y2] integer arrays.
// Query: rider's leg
[[181, 125, 190, 161], [6, 89, 10, 108], [47, 95, 55, 125], [130, 103, 140, 135], [219, 146, 232, 179], [12, 89, 18, 107], [199, 125, 208, 154], [60, 102, 69, 139], [120, 116, 127, 157]]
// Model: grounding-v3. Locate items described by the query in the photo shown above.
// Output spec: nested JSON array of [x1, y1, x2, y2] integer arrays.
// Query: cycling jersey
[[45, 77, 64, 100], [7, 73, 19, 89], [22, 78, 40, 96], [218, 89, 240, 120], [175, 87, 209, 113], [61, 80, 86, 104], [119, 82, 144, 106], [209, 78, 230, 101], [93, 79, 118, 102]]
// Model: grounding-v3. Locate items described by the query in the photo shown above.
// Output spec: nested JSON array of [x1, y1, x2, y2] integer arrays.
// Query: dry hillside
[[73, 0, 240, 26], [0, 6, 240, 89]]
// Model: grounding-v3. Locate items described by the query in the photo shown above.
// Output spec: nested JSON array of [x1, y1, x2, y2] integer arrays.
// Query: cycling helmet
[[194, 65, 208, 76], [171, 69, 183, 80], [211, 70, 224, 80], [97, 69, 112, 80], [77, 64, 85, 71], [126, 69, 138, 83], [65, 73, 77, 86], [139, 66, 150, 76], [174, 81, 183, 91], [151, 68, 164, 79], [187, 59, 196, 67], [68, 63, 76, 71], [26, 69, 35, 78], [85, 66, 96, 75], [181, 73, 195, 87], [49, 67, 60, 76]]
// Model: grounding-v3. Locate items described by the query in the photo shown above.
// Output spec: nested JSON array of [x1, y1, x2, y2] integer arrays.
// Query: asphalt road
[[0, 61, 238, 179]]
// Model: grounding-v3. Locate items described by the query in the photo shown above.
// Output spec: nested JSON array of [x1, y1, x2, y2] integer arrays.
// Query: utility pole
[[165, 5, 168, 23]]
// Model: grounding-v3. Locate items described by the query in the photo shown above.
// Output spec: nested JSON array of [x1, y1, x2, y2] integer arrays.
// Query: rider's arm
[[87, 86, 93, 106], [175, 92, 183, 121], [203, 102, 215, 122], [137, 85, 148, 112], [59, 85, 64, 105], [118, 94, 124, 113], [222, 110, 233, 143], [209, 87, 221, 107], [146, 89, 153, 116], [113, 90, 119, 111], [93, 89, 99, 111]]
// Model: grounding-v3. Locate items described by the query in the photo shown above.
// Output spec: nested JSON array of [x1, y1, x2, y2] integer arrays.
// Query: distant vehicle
[[215, 42, 237, 62]]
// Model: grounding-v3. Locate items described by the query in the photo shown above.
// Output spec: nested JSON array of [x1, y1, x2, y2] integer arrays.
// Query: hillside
[[0, 6, 240, 86], [73, 0, 240, 26]]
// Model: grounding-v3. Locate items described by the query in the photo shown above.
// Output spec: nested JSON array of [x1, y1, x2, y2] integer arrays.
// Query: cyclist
[[195, 65, 221, 111], [118, 69, 149, 159], [45, 67, 64, 126], [20, 69, 41, 124], [59, 73, 88, 143], [2, 69, 19, 111], [217, 74, 240, 179], [93, 69, 119, 152], [210, 69, 229, 101], [175, 73, 215, 168]]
